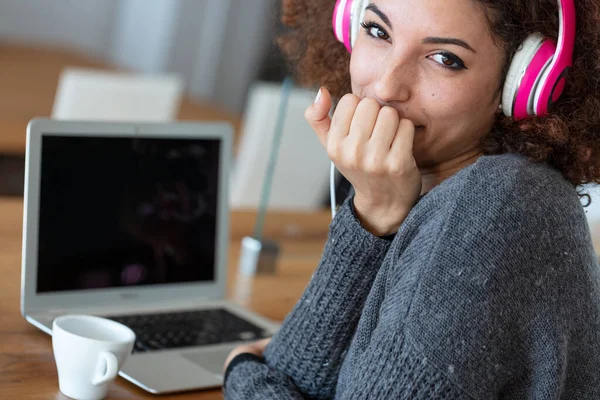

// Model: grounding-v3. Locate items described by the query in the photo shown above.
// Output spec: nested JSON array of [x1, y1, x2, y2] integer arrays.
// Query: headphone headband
[[533, 0, 576, 116]]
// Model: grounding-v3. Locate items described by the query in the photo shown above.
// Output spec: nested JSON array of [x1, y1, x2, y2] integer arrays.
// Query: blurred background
[[0, 0, 285, 113], [0, 0, 338, 212], [0, 0, 596, 244]]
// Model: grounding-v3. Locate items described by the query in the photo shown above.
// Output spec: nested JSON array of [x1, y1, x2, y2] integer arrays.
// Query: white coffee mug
[[52, 315, 136, 400]]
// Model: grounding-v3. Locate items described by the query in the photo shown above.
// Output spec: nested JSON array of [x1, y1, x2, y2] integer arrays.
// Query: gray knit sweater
[[224, 153, 600, 399]]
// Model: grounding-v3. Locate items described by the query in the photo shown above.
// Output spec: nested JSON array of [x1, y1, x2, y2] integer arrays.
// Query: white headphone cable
[[330, 161, 337, 218]]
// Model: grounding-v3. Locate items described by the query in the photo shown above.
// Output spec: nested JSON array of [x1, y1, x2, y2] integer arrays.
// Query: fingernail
[[314, 88, 322, 104]]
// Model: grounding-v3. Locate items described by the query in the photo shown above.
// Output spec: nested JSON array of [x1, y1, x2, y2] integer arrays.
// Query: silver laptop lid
[[21, 119, 232, 315]]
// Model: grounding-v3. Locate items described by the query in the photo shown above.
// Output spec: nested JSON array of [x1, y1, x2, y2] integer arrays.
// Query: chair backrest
[[229, 81, 331, 211], [52, 68, 183, 122]]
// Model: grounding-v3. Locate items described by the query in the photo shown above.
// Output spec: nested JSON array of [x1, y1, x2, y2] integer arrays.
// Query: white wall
[[110, 0, 180, 73], [0, 0, 118, 58], [170, 0, 234, 104], [167, 0, 278, 113], [210, 0, 279, 113], [583, 185, 600, 257], [583, 185, 600, 221]]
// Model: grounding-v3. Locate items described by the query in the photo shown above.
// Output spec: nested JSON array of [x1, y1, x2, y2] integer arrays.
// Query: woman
[[223, 0, 600, 397]]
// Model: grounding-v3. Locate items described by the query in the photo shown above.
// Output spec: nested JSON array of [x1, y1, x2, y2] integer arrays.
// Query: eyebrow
[[365, 3, 477, 53], [422, 37, 477, 53], [366, 4, 392, 29]]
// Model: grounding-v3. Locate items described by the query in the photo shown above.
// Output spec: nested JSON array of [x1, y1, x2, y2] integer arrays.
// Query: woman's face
[[350, 0, 506, 168]]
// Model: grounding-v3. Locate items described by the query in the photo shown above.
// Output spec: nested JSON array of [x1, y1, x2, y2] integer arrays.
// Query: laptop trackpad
[[121, 351, 222, 393], [181, 348, 232, 375]]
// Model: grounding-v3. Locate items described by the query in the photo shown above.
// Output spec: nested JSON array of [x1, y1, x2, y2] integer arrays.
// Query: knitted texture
[[224, 153, 600, 399]]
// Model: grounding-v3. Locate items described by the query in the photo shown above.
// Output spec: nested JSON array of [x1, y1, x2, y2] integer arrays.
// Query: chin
[[413, 152, 437, 169]]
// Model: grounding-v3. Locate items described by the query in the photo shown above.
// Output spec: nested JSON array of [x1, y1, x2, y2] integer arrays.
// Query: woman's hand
[[305, 87, 422, 236], [223, 338, 271, 373]]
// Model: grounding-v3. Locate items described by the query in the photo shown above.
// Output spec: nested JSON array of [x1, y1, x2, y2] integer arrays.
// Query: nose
[[373, 53, 413, 105]]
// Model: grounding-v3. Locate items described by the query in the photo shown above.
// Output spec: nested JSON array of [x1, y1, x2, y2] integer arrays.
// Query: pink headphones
[[332, 0, 576, 120]]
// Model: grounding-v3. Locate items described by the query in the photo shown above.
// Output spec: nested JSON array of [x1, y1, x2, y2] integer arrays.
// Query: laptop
[[21, 118, 280, 394]]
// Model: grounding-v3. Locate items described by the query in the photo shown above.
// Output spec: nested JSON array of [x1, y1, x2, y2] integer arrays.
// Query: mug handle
[[92, 351, 119, 386]]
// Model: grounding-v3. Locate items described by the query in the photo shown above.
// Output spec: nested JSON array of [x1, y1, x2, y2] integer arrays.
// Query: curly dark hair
[[277, 0, 600, 194]]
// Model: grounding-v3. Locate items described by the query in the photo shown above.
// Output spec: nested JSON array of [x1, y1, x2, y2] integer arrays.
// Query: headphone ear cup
[[502, 34, 545, 118], [502, 34, 556, 119], [332, 0, 355, 52], [349, 0, 369, 49], [332, 0, 368, 52]]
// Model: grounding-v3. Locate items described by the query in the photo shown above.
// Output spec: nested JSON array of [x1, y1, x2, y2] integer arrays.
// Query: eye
[[427, 52, 467, 70], [360, 21, 390, 41]]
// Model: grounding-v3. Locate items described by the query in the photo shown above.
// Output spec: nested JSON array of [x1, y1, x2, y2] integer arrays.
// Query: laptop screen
[[36, 135, 221, 293]]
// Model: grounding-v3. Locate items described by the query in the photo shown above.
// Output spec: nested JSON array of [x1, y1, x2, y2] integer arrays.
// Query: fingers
[[329, 93, 361, 145], [305, 90, 414, 167], [348, 97, 381, 143], [369, 106, 400, 151], [254, 338, 271, 351], [304, 87, 333, 148], [390, 118, 416, 158], [223, 338, 272, 373]]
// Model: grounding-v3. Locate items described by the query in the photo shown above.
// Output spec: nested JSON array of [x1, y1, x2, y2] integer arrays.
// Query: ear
[[492, 92, 503, 115]]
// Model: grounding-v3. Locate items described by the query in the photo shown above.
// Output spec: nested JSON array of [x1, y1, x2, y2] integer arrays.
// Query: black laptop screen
[[36, 135, 221, 293]]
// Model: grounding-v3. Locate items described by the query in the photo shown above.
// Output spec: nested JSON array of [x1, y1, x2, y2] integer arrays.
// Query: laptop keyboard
[[106, 308, 270, 353]]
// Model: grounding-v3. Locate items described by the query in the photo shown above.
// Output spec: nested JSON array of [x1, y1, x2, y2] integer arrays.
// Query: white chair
[[229, 81, 330, 211], [52, 68, 183, 122]]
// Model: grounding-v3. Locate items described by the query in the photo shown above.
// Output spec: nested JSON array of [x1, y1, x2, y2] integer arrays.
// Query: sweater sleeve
[[224, 194, 394, 399], [223, 354, 307, 399]]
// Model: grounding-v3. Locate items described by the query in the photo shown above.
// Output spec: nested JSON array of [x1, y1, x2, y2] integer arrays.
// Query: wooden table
[[0, 196, 331, 399]]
